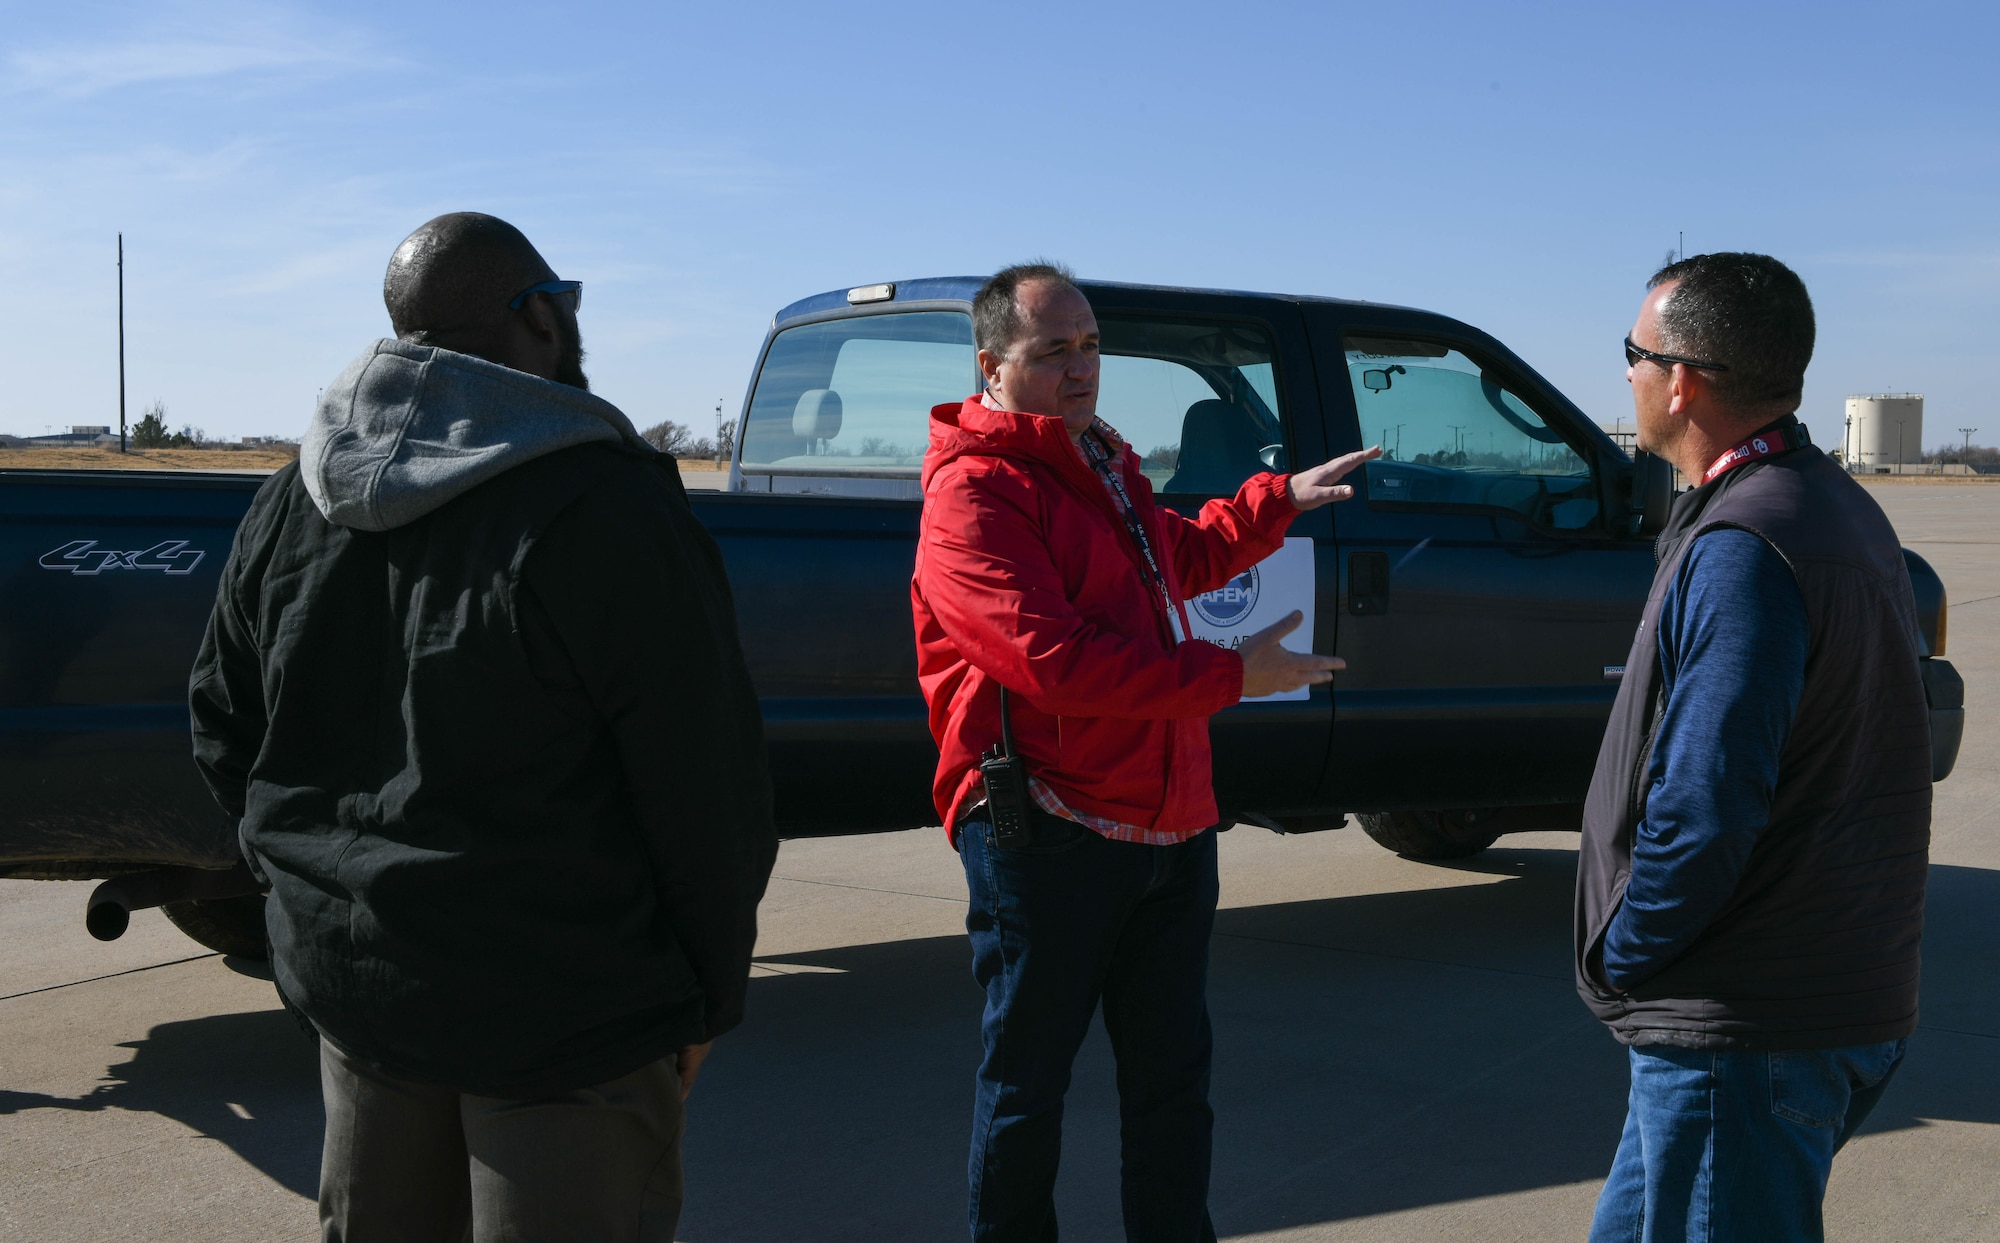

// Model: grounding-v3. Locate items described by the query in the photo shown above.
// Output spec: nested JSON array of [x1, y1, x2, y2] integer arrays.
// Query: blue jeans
[[1590, 1039, 1907, 1243], [960, 808, 1220, 1243]]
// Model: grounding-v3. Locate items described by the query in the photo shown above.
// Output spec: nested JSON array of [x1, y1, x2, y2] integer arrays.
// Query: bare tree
[[640, 420, 694, 455]]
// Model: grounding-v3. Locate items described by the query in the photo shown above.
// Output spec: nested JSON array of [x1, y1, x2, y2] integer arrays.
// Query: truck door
[[1081, 288, 1335, 815], [719, 304, 980, 834], [1302, 305, 1656, 812]]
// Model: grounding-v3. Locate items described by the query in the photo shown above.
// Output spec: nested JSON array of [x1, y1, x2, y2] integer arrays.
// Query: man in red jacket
[[913, 262, 1376, 1242]]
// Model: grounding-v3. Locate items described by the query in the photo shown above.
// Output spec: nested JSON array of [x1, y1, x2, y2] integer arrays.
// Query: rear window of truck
[[740, 312, 978, 477]]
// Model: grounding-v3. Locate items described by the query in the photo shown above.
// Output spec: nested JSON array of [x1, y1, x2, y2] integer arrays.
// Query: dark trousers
[[318, 1039, 685, 1243], [960, 809, 1220, 1243]]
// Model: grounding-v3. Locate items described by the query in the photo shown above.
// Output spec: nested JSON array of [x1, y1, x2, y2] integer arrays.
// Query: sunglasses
[[1624, 335, 1728, 373], [509, 279, 583, 312]]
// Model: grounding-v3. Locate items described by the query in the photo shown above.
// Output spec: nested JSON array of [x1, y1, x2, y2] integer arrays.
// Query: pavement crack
[[768, 875, 964, 905], [0, 953, 219, 1003], [1212, 928, 1573, 984], [1919, 1023, 2000, 1041], [1213, 1012, 1605, 1216]]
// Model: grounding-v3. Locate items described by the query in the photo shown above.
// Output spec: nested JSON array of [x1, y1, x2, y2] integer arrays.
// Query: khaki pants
[[318, 1040, 685, 1243]]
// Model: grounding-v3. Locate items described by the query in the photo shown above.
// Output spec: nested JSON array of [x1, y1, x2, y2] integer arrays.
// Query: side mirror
[[1633, 451, 1674, 535]]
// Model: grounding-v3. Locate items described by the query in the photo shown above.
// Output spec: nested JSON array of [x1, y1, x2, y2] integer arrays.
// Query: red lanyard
[[1703, 429, 1789, 484], [1078, 428, 1186, 644]]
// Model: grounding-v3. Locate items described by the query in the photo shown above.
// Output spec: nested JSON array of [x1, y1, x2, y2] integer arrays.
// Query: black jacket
[[1575, 439, 1931, 1049], [190, 443, 778, 1095]]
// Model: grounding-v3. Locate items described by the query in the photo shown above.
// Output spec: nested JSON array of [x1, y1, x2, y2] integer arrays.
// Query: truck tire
[[1357, 809, 1501, 860], [162, 894, 269, 960]]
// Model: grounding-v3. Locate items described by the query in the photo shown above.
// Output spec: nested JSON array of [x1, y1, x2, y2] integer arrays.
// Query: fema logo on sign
[[1191, 566, 1260, 627]]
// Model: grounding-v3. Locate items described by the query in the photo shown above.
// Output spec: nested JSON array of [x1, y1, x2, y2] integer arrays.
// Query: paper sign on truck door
[[1182, 537, 1315, 702]]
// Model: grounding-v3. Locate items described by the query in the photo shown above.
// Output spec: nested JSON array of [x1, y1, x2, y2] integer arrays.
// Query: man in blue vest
[[1575, 252, 1931, 1241]]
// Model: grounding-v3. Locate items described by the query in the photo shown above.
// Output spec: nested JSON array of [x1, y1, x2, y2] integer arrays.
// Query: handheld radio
[[979, 685, 1031, 849]]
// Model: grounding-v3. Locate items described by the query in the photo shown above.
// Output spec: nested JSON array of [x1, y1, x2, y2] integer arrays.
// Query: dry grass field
[[0, 446, 300, 473], [1, 447, 730, 476]]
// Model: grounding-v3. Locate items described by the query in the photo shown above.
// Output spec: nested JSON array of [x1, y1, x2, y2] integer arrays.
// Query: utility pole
[[1678, 231, 1684, 262], [117, 234, 127, 453]]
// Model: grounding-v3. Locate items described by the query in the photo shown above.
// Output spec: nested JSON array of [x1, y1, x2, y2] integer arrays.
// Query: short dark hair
[[973, 260, 1080, 359], [1647, 252, 1815, 411]]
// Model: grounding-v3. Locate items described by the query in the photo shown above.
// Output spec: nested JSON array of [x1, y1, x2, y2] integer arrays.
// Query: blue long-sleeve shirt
[[1602, 527, 1809, 990]]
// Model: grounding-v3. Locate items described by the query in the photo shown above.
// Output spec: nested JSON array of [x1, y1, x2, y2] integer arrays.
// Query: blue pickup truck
[[0, 276, 1966, 957]]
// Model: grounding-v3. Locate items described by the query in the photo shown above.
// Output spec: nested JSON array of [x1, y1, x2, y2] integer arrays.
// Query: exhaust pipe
[[85, 862, 263, 942]]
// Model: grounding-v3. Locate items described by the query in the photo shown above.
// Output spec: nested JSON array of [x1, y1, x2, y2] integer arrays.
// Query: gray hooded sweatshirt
[[302, 339, 654, 532]]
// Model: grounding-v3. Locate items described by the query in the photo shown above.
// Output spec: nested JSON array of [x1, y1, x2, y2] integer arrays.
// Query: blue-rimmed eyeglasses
[[509, 279, 583, 312]]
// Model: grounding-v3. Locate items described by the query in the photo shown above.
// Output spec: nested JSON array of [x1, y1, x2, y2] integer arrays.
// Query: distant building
[[19, 427, 117, 447], [1844, 394, 1923, 471]]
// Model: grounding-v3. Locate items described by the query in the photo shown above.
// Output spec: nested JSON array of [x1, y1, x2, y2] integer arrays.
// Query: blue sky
[[3, 0, 1994, 452]]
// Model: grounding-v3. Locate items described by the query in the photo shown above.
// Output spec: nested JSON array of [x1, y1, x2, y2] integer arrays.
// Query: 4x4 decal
[[38, 539, 207, 576]]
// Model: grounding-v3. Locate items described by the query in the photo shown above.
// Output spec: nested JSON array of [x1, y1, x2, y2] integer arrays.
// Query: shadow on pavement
[[3, 850, 1993, 1241], [0, 1005, 321, 1198], [681, 844, 1621, 1241], [680, 849, 2000, 1241]]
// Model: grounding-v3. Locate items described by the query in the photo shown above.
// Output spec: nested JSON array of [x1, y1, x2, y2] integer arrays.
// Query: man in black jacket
[[190, 212, 778, 1242], [1576, 253, 1930, 1241]]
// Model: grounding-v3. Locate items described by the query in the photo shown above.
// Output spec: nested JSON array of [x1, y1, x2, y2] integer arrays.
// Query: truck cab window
[[1345, 336, 1599, 531], [1096, 317, 1288, 496], [741, 312, 977, 493]]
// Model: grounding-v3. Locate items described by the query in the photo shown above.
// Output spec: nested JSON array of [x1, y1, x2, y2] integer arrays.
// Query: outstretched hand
[[1238, 610, 1344, 699], [1287, 446, 1383, 511]]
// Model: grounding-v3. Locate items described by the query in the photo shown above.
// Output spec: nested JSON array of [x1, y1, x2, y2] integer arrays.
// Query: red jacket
[[912, 396, 1299, 840]]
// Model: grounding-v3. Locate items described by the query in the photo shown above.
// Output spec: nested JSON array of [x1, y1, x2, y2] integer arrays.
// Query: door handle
[[1348, 551, 1389, 615]]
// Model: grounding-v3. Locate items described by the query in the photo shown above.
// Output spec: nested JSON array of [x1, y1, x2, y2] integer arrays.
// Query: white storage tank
[[1846, 394, 1924, 469]]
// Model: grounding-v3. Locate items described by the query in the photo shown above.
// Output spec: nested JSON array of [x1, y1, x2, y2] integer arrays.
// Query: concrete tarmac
[[2, 483, 1995, 1241]]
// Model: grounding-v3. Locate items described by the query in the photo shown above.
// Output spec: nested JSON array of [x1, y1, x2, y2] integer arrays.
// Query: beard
[[555, 311, 590, 391]]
